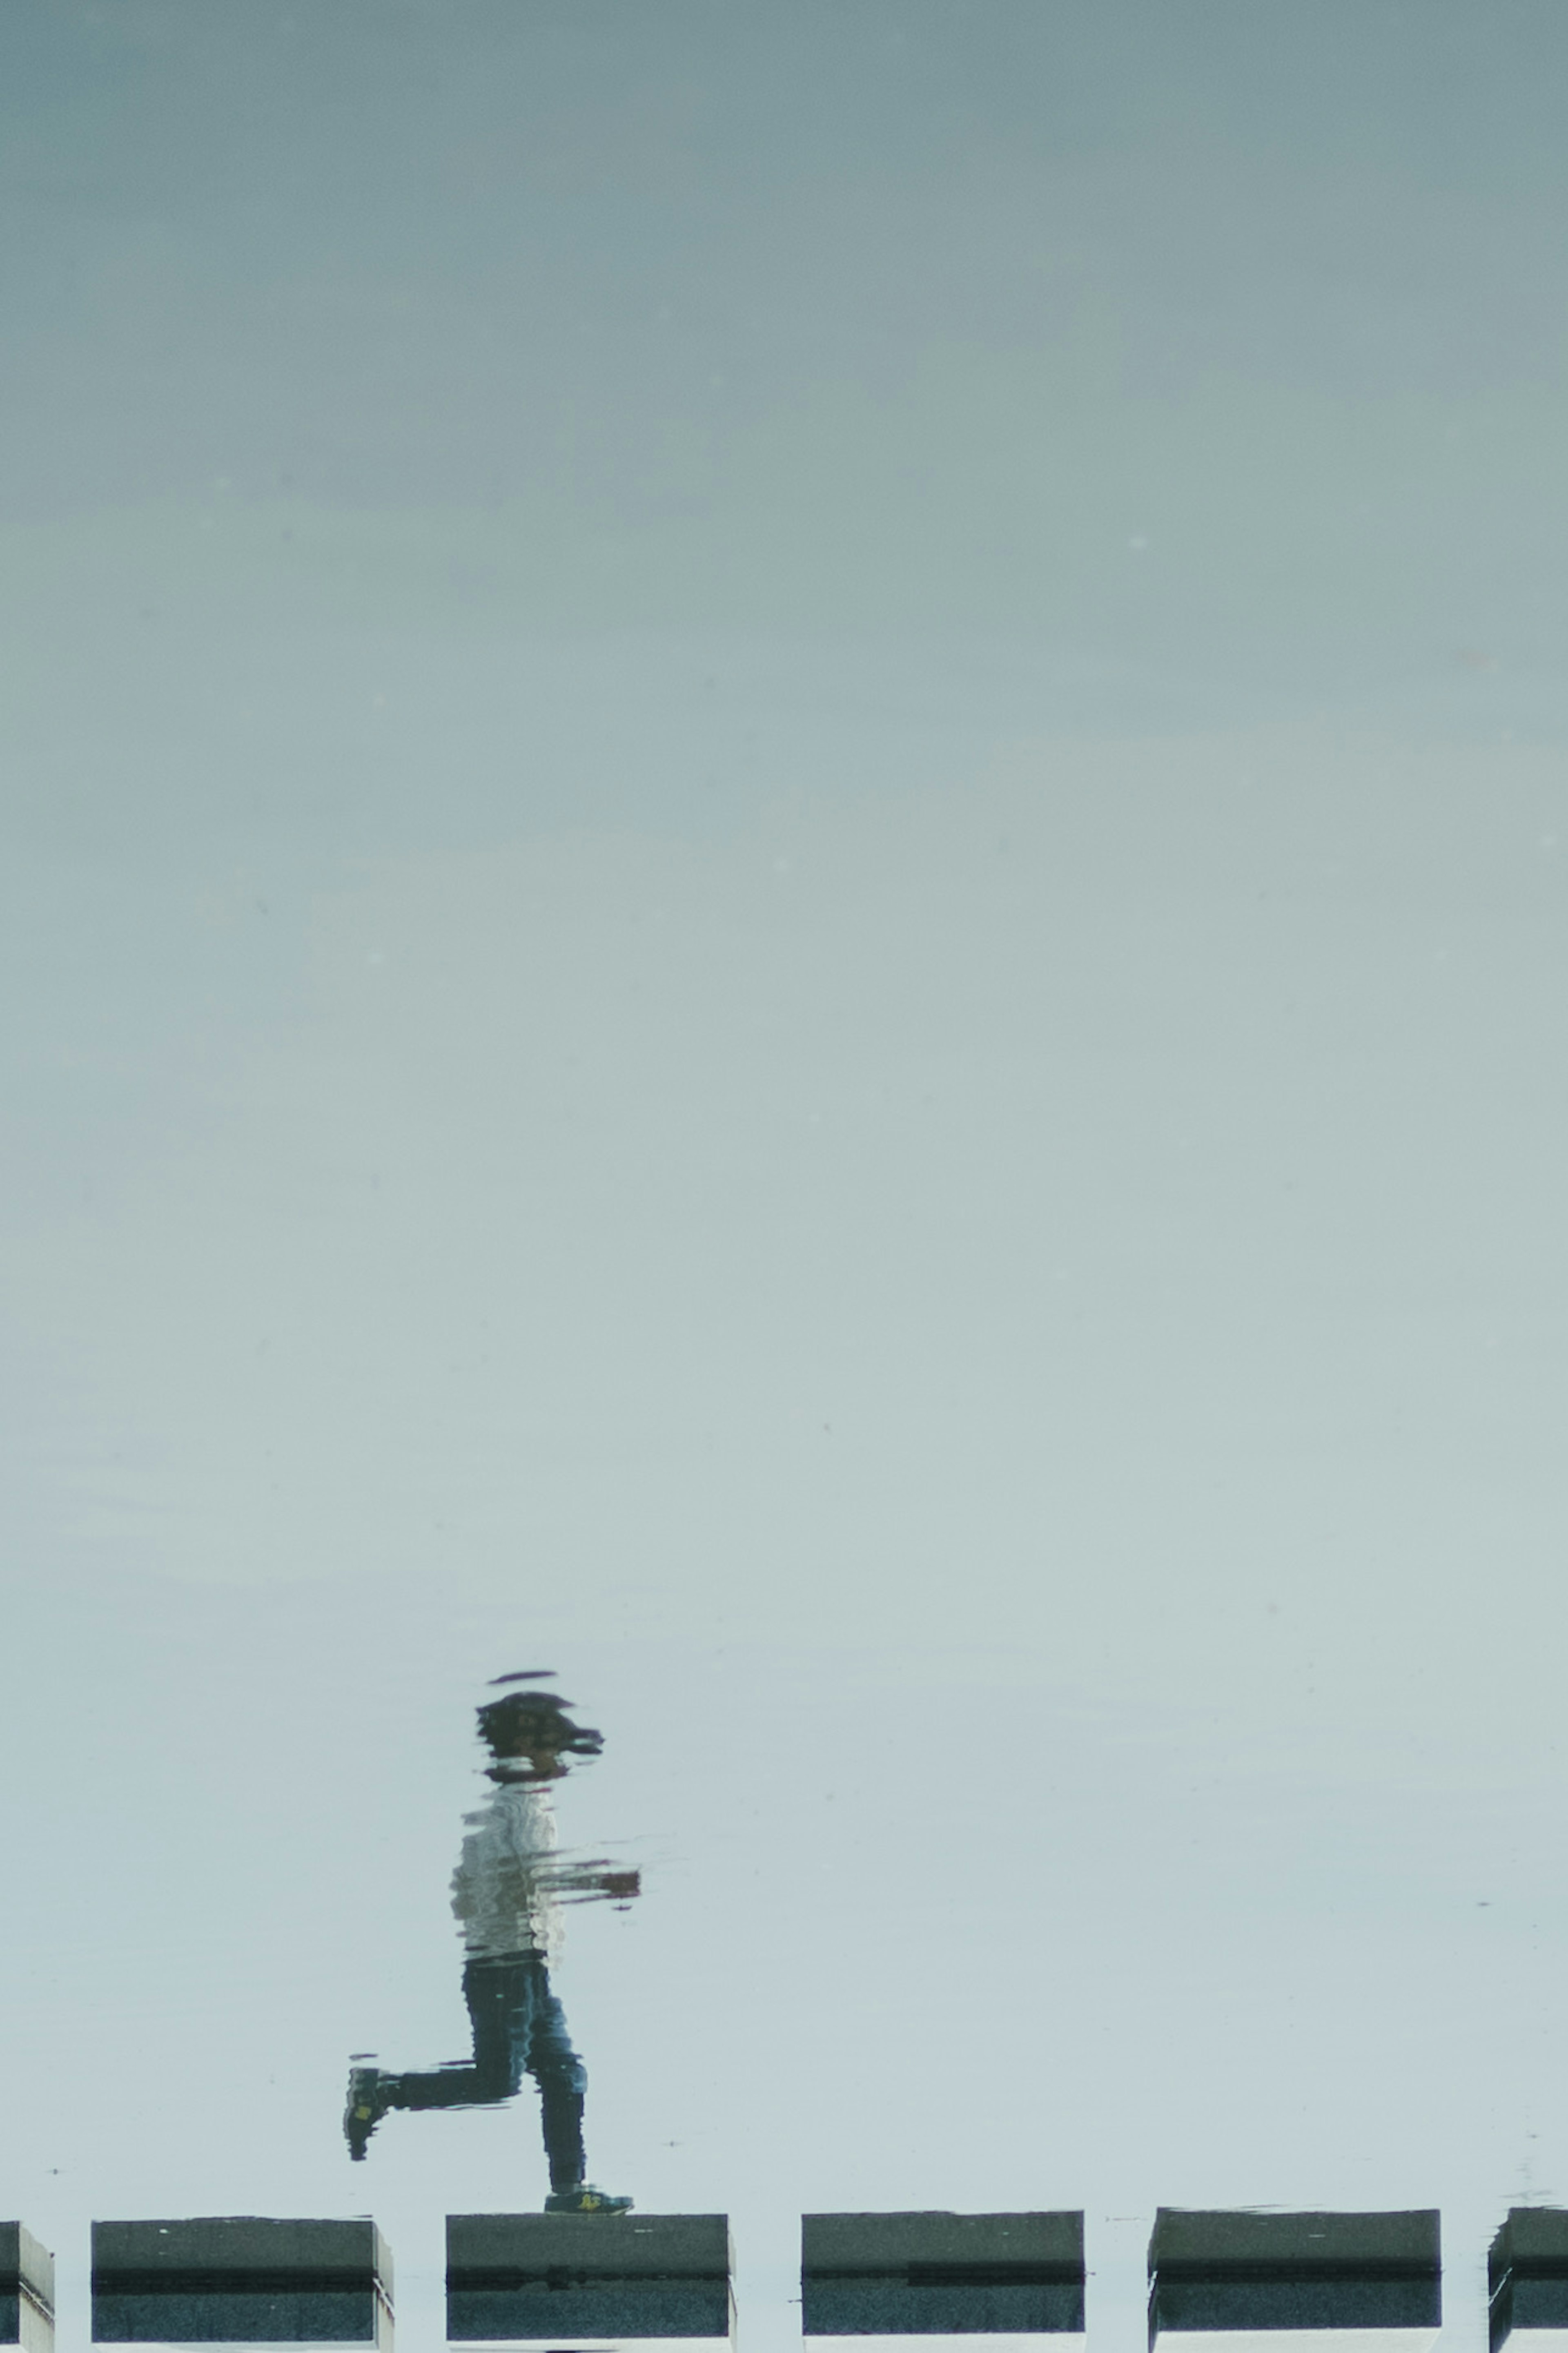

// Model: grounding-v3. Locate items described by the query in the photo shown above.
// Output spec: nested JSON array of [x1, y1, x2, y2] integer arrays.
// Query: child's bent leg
[[383, 1953, 535, 2110]]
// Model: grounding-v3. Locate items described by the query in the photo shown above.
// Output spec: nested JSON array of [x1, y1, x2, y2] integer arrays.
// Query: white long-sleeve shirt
[[450, 1778, 566, 1963]]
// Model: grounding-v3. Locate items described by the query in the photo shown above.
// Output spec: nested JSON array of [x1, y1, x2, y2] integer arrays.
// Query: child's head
[[476, 1682, 604, 1781]]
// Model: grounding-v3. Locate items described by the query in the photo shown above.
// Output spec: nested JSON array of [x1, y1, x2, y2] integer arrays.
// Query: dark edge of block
[[447, 2286, 734, 2341], [1148, 2280, 1443, 2338], [1147, 2214, 1441, 2353], [1490, 2211, 1568, 2352], [803, 2216, 1085, 2279], [446, 2215, 733, 2336], [805, 2269, 1085, 2288], [1148, 2212, 1441, 2282], [1486, 2280, 1568, 2353], [91, 2226, 389, 2292], [802, 2280, 1085, 2337], [447, 2215, 732, 2286], [91, 2226, 391, 2346], [1491, 2276, 1514, 2353], [91, 2294, 385, 2345], [800, 2218, 1084, 2340], [1493, 2214, 1568, 2292], [92, 2295, 394, 2348]]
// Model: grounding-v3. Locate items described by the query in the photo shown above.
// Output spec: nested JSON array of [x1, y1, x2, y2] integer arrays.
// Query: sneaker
[[343, 2063, 390, 2161], [545, 2187, 634, 2215]]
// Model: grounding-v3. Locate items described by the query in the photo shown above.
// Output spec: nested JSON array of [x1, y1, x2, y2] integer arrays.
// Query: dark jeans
[[384, 1951, 588, 2192]]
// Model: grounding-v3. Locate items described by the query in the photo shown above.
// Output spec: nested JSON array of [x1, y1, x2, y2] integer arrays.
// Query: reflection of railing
[[2, 2205, 1564, 2350], [0, 2225, 51, 2353]]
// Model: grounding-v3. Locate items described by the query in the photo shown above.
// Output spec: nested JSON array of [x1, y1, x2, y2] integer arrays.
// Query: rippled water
[[7, 7, 1568, 2353]]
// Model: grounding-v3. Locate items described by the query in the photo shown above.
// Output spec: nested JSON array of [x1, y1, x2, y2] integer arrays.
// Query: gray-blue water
[[5, 7, 1568, 2351]]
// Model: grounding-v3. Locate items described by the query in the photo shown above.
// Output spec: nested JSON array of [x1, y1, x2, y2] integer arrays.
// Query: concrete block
[[802, 2212, 1085, 2337], [0, 2225, 54, 2353], [446, 2213, 733, 2345], [1489, 2209, 1568, 2353], [92, 2221, 392, 2347], [1147, 2211, 1441, 2353]]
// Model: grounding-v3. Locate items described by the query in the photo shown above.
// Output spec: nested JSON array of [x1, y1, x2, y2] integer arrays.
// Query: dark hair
[[476, 1688, 604, 1762]]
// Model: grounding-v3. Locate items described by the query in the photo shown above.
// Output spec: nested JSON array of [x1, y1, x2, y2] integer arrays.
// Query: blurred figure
[[344, 1675, 639, 2212]]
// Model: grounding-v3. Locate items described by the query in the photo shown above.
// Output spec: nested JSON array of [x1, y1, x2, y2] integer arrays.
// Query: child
[[343, 1675, 638, 2213]]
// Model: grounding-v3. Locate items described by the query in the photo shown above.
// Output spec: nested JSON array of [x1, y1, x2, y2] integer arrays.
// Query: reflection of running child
[[344, 1678, 639, 2213]]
